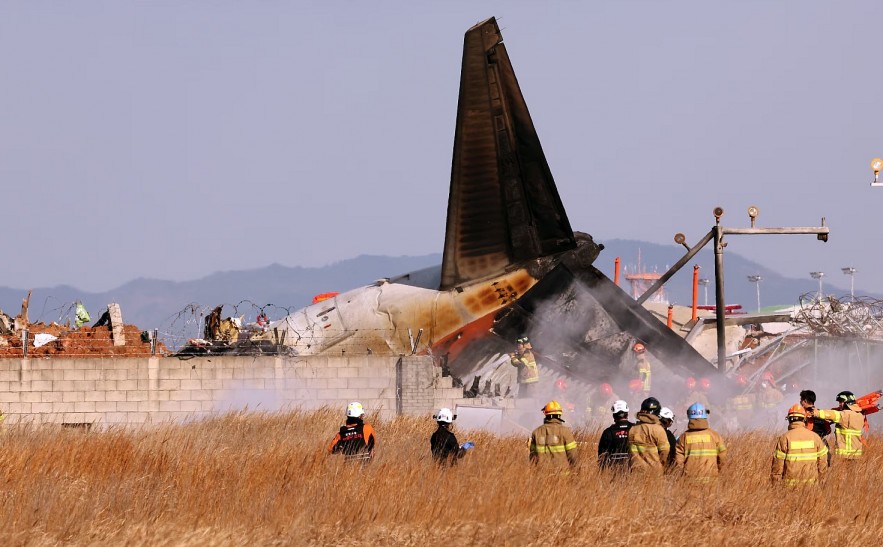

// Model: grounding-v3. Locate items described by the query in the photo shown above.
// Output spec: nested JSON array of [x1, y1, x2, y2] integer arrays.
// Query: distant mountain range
[[0, 240, 861, 346]]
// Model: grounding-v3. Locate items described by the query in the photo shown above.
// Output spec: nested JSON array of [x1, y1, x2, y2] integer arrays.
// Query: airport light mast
[[810, 271, 825, 302], [872, 158, 883, 187], [841, 267, 856, 299], [747, 275, 763, 312]]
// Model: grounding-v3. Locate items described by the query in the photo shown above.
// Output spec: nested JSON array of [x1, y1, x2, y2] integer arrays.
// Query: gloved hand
[[460, 441, 475, 450]]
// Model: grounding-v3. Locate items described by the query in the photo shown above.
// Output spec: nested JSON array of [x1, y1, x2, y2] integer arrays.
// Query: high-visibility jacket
[[637, 356, 651, 392], [674, 418, 726, 481], [758, 386, 784, 409], [511, 350, 539, 385], [728, 393, 755, 412], [771, 421, 827, 486], [816, 405, 864, 459], [529, 417, 577, 467], [628, 412, 670, 475]]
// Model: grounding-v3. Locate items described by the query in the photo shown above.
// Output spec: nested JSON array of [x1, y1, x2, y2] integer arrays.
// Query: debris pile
[[0, 292, 165, 358]]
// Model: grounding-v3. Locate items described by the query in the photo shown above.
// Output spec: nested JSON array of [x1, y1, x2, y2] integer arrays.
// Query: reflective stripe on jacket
[[674, 418, 726, 480], [628, 412, 670, 475], [771, 422, 827, 486], [817, 406, 864, 458], [511, 350, 540, 384], [530, 417, 577, 467]]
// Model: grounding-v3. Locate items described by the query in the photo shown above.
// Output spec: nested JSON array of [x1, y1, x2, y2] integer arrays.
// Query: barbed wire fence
[[793, 292, 883, 338]]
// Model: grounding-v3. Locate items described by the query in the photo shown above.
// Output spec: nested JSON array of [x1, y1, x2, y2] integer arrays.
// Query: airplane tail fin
[[440, 17, 576, 290]]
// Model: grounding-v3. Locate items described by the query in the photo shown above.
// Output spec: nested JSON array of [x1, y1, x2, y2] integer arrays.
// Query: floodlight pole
[[841, 267, 856, 299], [748, 275, 763, 312]]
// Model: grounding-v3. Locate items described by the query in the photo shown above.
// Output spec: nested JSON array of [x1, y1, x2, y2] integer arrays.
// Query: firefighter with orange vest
[[674, 403, 726, 481], [328, 401, 376, 462], [771, 405, 828, 486], [510, 336, 540, 398], [529, 401, 578, 468], [812, 391, 865, 461], [633, 342, 651, 394], [628, 397, 670, 475]]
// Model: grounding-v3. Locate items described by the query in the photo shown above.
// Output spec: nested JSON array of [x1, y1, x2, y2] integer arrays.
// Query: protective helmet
[[633, 342, 646, 353], [836, 391, 856, 404], [543, 400, 564, 416], [346, 401, 365, 418], [600, 383, 613, 396], [686, 377, 697, 390], [660, 407, 674, 421], [435, 407, 455, 424], [761, 371, 775, 382], [687, 402, 707, 419], [640, 397, 661, 415], [611, 400, 629, 414], [786, 404, 807, 420], [516, 336, 529, 344], [699, 378, 711, 391], [737, 374, 748, 386], [628, 379, 643, 392], [555, 378, 568, 392]]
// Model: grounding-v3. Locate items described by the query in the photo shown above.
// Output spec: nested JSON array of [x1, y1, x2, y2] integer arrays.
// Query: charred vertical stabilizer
[[441, 17, 576, 291]]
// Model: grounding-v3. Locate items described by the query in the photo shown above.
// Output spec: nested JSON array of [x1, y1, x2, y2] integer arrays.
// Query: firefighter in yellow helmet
[[812, 391, 864, 460], [771, 404, 827, 486], [529, 401, 578, 468], [510, 336, 540, 398]]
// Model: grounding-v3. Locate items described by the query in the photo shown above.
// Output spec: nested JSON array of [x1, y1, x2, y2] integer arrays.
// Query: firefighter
[[679, 377, 711, 415], [598, 400, 633, 470], [799, 389, 831, 466], [588, 383, 620, 422], [554, 378, 577, 414], [530, 401, 578, 468], [430, 407, 473, 466], [659, 407, 677, 469], [510, 336, 540, 398], [771, 404, 828, 486], [634, 342, 651, 395], [628, 397, 670, 475], [674, 403, 726, 481], [812, 391, 865, 461], [328, 401, 376, 462]]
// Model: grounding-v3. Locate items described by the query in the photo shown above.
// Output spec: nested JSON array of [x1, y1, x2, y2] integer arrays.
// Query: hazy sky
[[2, 2, 882, 294]]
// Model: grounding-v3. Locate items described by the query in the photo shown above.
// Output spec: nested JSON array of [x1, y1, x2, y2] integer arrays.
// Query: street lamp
[[841, 267, 856, 299], [698, 278, 710, 306], [747, 275, 763, 312], [810, 271, 825, 302]]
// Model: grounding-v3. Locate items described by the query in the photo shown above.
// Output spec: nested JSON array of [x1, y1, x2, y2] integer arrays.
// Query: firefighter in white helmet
[[598, 400, 633, 470], [430, 407, 473, 466], [328, 401, 376, 462], [659, 407, 677, 470]]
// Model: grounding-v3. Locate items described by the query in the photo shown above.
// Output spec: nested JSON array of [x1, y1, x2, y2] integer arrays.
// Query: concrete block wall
[[0, 354, 459, 427]]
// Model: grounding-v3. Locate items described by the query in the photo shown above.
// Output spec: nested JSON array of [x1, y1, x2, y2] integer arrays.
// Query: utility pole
[[636, 205, 829, 371]]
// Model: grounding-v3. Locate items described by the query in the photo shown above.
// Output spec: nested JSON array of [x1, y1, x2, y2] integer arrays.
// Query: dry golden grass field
[[0, 409, 880, 546]]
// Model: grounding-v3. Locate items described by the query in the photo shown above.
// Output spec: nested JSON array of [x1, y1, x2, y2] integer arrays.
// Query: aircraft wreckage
[[180, 17, 718, 385]]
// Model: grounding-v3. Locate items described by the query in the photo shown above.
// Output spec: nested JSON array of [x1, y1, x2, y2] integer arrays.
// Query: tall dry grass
[[0, 409, 879, 546]]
